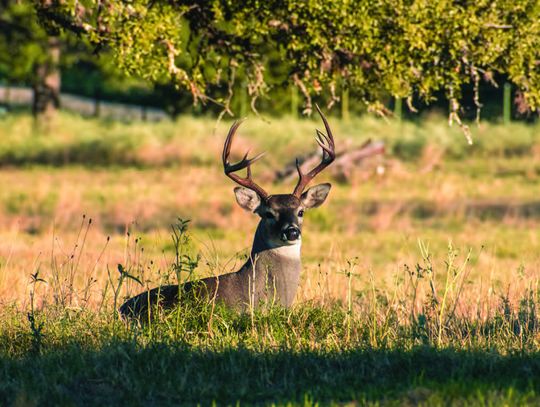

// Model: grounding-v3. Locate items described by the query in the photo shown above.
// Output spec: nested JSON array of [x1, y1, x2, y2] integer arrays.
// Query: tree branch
[[36, 7, 94, 35]]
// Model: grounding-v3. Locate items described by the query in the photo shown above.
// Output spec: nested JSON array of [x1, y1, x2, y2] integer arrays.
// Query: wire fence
[[0, 85, 168, 121]]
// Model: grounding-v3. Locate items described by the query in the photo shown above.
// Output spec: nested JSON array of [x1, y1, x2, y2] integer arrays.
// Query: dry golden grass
[[3, 113, 540, 407], [0, 113, 540, 321], [0, 167, 538, 318]]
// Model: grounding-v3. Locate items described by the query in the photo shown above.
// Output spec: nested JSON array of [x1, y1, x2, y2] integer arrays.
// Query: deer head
[[223, 104, 335, 248]]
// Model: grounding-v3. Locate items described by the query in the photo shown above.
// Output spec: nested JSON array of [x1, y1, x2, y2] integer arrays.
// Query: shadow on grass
[[2, 344, 540, 405]]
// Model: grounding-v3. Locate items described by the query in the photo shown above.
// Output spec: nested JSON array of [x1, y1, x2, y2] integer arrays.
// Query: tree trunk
[[32, 37, 61, 118]]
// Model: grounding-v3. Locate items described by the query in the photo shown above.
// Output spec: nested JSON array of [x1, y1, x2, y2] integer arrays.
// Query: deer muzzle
[[282, 226, 301, 242]]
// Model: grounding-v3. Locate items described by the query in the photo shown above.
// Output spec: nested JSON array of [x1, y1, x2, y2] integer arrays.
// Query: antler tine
[[222, 120, 242, 166], [316, 106, 335, 151], [222, 120, 269, 200], [292, 104, 336, 197], [315, 130, 334, 156]]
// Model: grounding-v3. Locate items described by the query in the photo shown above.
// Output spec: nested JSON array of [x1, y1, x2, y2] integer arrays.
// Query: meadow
[[1, 112, 540, 405]]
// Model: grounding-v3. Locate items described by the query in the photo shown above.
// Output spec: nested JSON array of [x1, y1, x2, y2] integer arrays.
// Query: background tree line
[[1, 0, 539, 122]]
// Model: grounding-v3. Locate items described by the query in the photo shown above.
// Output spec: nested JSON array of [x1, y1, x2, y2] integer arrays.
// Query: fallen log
[[275, 139, 385, 183]]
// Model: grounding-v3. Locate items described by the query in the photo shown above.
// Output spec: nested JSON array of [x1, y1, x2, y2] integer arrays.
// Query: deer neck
[[240, 222, 302, 307]]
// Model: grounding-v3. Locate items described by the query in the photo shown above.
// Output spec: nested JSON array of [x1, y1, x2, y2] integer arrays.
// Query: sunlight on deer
[[120, 105, 336, 319]]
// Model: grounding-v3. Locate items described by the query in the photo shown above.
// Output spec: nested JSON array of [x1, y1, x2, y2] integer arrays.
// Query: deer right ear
[[234, 187, 262, 212]]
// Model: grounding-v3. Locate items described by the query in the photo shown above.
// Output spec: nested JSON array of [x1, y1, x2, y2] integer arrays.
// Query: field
[[1, 112, 540, 405]]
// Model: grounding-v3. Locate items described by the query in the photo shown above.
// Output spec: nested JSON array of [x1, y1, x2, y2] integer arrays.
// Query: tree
[[38, 1, 540, 130], [0, 1, 62, 117]]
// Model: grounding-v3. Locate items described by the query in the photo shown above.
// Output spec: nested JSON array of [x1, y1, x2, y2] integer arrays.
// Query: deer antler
[[292, 104, 336, 197], [222, 120, 269, 200]]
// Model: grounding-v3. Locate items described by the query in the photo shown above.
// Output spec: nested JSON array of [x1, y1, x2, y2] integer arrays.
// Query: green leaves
[[36, 0, 540, 117]]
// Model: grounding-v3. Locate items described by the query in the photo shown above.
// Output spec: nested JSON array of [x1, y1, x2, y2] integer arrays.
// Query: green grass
[[1, 112, 540, 405], [2, 299, 540, 406], [1, 223, 540, 406], [4, 343, 540, 405], [0, 111, 539, 167]]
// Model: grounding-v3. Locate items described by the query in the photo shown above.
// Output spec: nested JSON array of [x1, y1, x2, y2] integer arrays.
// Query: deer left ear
[[301, 183, 331, 208]]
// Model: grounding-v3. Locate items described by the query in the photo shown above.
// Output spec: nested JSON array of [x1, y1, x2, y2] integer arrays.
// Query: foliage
[[39, 0, 540, 122], [0, 1, 52, 84], [0, 1, 156, 114]]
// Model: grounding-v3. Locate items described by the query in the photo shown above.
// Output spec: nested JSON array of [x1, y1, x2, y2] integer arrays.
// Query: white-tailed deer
[[120, 105, 335, 319]]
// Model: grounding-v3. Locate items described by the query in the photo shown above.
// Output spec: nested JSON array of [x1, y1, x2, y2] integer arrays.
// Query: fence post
[[93, 99, 101, 117], [141, 106, 147, 121], [93, 89, 101, 117], [394, 97, 402, 121], [503, 82, 511, 124], [290, 85, 298, 118], [341, 86, 350, 122], [5, 85, 10, 106], [240, 81, 248, 117]]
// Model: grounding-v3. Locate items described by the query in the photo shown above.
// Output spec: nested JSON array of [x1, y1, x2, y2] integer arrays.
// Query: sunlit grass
[[1, 113, 540, 405], [0, 111, 539, 166]]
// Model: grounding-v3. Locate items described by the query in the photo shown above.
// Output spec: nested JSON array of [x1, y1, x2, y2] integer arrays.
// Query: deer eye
[[298, 210, 304, 217], [265, 212, 276, 220]]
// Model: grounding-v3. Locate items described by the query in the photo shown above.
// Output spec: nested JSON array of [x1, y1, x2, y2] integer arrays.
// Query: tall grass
[[3, 219, 538, 352], [1, 113, 540, 404], [1, 220, 540, 405]]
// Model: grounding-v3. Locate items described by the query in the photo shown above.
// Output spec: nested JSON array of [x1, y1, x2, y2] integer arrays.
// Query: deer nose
[[283, 226, 301, 242]]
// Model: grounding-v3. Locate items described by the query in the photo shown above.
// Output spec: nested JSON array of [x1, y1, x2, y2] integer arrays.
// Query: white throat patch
[[271, 241, 302, 259]]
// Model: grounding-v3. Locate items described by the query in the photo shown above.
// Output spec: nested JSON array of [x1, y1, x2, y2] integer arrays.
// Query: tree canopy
[[35, 1, 540, 123], [0, 1, 63, 115]]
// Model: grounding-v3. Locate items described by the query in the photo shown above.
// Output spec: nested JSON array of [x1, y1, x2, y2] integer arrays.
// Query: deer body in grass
[[120, 106, 336, 319]]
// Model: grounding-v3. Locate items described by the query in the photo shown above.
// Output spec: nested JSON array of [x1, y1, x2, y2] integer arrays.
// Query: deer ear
[[234, 187, 262, 212], [301, 183, 331, 208]]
